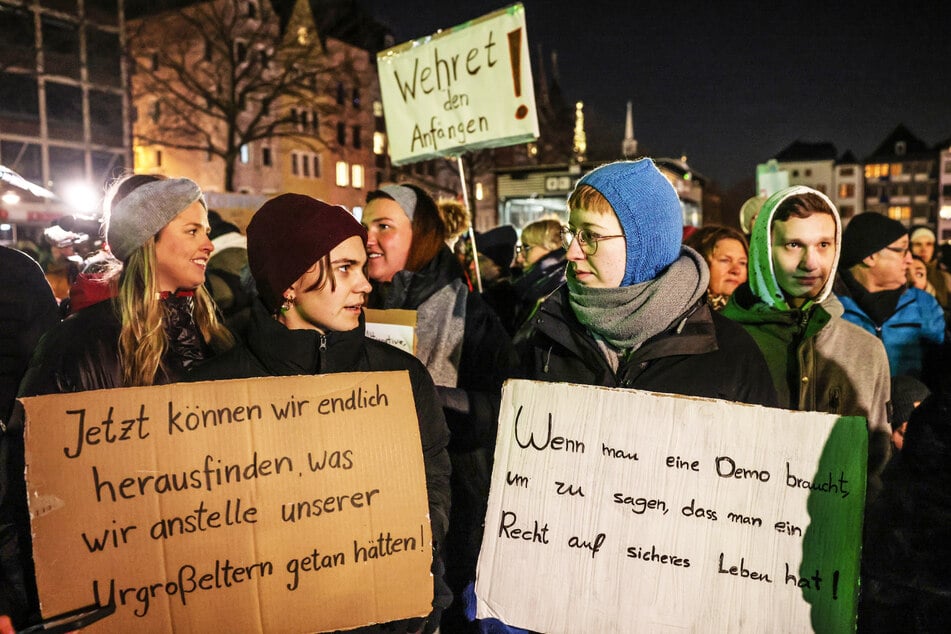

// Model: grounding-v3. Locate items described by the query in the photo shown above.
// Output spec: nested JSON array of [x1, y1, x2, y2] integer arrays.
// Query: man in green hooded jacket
[[722, 186, 892, 493]]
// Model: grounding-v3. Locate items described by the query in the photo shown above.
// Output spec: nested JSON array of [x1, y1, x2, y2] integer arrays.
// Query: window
[[291, 108, 301, 131], [865, 163, 889, 179], [838, 183, 855, 198], [839, 167, 854, 176], [352, 88, 361, 109], [352, 125, 362, 149], [311, 110, 319, 132], [262, 147, 272, 167], [312, 154, 321, 178], [302, 154, 310, 177], [151, 99, 161, 123], [373, 101, 384, 117], [337, 122, 346, 146], [336, 161, 349, 186], [291, 153, 299, 176], [475, 182, 484, 201], [804, 169, 812, 177], [240, 144, 250, 164], [895, 141, 906, 156], [373, 132, 386, 155], [887, 206, 910, 221], [351, 164, 364, 189], [891, 163, 903, 176], [336, 82, 345, 106], [150, 52, 159, 71], [791, 170, 799, 178]]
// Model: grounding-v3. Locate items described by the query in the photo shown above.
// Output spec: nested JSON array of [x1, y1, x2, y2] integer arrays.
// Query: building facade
[[0, 0, 129, 235]]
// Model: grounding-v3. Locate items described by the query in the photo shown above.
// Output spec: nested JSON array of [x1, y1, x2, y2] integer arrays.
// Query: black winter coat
[[513, 286, 779, 407], [4, 296, 214, 628], [185, 302, 452, 628]]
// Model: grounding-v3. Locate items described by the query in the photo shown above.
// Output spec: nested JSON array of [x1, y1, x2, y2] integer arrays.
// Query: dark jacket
[[513, 285, 779, 407], [0, 247, 59, 623], [3, 295, 214, 627], [368, 245, 515, 599], [368, 246, 514, 453], [186, 301, 452, 629], [510, 247, 567, 333]]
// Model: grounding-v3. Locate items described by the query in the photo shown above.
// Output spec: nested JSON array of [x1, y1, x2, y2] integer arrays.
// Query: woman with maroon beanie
[[187, 193, 451, 633]]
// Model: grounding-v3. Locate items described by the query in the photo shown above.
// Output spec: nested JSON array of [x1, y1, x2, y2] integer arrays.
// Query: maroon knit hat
[[247, 194, 367, 312]]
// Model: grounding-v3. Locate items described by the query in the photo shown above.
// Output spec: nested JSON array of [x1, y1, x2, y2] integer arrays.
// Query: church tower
[[622, 100, 638, 158]]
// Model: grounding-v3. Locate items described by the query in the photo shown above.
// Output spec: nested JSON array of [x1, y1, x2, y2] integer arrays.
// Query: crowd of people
[[2, 159, 950, 633]]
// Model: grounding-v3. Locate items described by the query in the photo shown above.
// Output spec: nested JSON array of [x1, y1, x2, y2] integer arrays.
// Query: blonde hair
[[117, 233, 232, 387], [520, 219, 563, 251], [437, 198, 471, 243]]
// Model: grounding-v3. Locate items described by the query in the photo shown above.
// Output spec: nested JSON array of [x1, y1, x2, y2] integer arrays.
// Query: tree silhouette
[[128, 0, 359, 191]]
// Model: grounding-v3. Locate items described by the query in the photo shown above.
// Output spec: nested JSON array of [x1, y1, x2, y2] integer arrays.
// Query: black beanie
[[840, 213, 908, 268]]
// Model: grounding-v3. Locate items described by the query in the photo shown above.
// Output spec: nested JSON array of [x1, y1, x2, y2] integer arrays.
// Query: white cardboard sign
[[476, 380, 866, 633], [376, 4, 539, 165]]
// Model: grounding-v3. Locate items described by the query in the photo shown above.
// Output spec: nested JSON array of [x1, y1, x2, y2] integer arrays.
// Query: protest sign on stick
[[476, 380, 866, 633], [376, 3, 539, 165], [22, 372, 432, 633]]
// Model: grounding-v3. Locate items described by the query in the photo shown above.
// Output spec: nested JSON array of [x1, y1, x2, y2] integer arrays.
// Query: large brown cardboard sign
[[21, 372, 433, 633], [476, 380, 867, 633]]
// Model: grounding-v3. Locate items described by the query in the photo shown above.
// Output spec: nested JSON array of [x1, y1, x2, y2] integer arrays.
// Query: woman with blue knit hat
[[512, 159, 777, 406]]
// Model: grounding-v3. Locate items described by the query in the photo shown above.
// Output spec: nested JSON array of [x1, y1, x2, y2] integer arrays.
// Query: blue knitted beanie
[[575, 159, 682, 285]]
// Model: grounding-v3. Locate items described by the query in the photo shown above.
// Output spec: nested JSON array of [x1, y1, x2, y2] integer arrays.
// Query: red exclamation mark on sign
[[508, 28, 529, 119]]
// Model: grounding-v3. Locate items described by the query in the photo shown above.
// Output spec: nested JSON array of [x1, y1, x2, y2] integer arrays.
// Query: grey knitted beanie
[[107, 177, 206, 261]]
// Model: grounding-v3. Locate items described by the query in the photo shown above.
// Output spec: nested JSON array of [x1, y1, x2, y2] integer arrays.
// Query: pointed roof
[[838, 150, 858, 164], [865, 124, 930, 161], [774, 140, 838, 162]]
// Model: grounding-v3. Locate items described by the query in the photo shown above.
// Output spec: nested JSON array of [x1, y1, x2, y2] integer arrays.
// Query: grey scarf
[[568, 246, 710, 352]]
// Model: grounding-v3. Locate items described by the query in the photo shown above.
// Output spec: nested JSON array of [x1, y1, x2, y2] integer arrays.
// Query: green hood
[[748, 185, 842, 311]]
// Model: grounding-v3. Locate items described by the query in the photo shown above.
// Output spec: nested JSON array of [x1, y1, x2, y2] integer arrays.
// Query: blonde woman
[[19, 173, 232, 394], [511, 218, 567, 331]]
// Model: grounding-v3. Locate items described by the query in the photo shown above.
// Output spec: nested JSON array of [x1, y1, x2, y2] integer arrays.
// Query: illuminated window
[[373, 101, 384, 117], [890, 163, 903, 176], [297, 27, 308, 46], [475, 182, 484, 201], [864, 163, 889, 179], [838, 183, 855, 198], [240, 144, 250, 164], [351, 164, 364, 189], [887, 206, 910, 220], [895, 141, 906, 156], [373, 132, 386, 155], [336, 161, 349, 186]]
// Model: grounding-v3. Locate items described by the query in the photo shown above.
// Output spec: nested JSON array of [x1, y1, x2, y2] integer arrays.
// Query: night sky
[[361, 0, 951, 189]]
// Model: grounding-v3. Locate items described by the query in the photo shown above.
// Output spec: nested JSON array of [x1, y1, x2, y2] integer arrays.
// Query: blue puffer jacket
[[838, 287, 945, 377]]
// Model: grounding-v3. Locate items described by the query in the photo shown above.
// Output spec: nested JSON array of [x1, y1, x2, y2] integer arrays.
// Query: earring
[[281, 295, 294, 314]]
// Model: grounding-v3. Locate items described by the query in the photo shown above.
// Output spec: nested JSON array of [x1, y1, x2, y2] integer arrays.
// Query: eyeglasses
[[561, 226, 624, 255], [515, 243, 535, 255], [884, 246, 910, 257]]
